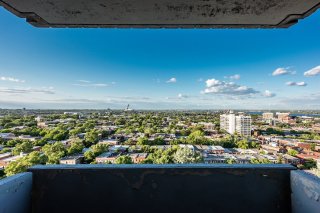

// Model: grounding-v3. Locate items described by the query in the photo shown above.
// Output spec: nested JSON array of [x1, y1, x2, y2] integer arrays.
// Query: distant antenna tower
[[124, 104, 133, 112]]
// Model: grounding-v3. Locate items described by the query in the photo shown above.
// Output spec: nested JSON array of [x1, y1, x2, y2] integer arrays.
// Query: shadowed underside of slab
[[0, 0, 320, 28]]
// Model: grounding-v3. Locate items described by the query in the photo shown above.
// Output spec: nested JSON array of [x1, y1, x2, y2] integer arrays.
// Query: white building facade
[[220, 112, 252, 137], [235, 115, 252, 137]]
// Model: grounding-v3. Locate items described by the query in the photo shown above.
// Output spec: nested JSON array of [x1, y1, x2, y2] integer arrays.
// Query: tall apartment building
[[276, 112, 290, 123], [235, 115, 252, 137], [262, 112, 274, 120], [220, 113, 235, 135], [220, 112, 252, 137], [262, 112, 276, 125]]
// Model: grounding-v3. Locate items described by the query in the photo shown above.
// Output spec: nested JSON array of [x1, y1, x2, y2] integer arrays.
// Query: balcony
[[0, 164, 319, 213]]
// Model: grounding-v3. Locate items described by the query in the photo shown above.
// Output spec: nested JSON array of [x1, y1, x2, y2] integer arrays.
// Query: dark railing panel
[[0, 172, 32, 213], [291, 170, 320, 213], [29, 164, 295, 213]]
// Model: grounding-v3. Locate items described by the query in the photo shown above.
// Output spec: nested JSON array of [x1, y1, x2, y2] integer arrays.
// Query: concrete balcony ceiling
[[0, 0, 320, 28]]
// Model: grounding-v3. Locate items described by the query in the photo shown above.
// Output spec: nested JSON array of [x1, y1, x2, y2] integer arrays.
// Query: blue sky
[[0, 7, 320, 110]]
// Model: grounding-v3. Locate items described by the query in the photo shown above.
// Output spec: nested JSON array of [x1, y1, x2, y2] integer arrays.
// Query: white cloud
[[279, 93, 320, 108], [264, 90, 276, 98], [177, 93, 188, 99], [286, 81, 307, 87], [205, 79, 221, 87], [0, 76, 25, 83], [0, 87, 55, 94], [77, 80, 91, 83], [166, 77, 177, 83], [272, 68, 295, 76], [304, 65, 320, 77], [92, 83, 108, 87], [201, 78, 259, 96], [73, 81, 109, 87], [225, 74, 240, 80]]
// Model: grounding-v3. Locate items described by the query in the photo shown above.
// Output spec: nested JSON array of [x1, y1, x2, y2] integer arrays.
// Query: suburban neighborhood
[[0, 109, 320, 177]]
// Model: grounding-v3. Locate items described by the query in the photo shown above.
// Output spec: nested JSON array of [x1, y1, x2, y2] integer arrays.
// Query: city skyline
[[0, 7, 320, 110]]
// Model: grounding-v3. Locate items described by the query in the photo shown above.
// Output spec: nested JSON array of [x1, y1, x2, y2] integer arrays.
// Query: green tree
[[0, 147, 11, 154], [84, 150, 96, 163], [236, 139, 249, 149], [42, 142, 66, 164], [67, 140, 85, 155], [6, 139, 24, 147], [288, 149, 298, 157], [115, 155, 133, 164], [187, 130, 208, 145], [136, 137, 149, 145], [84, 130, 99, 147], [12, 141, 33, 155], [4, 151, 47, 176], [226, 158, 236, 164], [250, 158, 260, 164], [173, 147, 203, 164], [153, 137, 166, 145], [84, 143, 109, 163], [298, 159, 317, 170]]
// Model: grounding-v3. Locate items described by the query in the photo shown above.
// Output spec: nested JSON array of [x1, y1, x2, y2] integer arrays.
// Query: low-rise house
[[297, 142, 312, 151], [128, 153, 148, 163], [282, 154, 300, 165], [0, 153, 12, 161], [37, 120, 59, 128], [296, 153, 320, 162], [179, 144, 195, 151], [234, 148, 258, 155], [60, 155, 83, 165], [256, 155, 277, 163], [0, 133, 15, 140], [18, 135, 39, 141], [0, 153, 26, 168], [150, 145, 172, 150], [235, 155, 255, 164], [204, 154, 235, 164], [98, 139, 119, 146], [207, 146, 225, 154], [82, 148, 91, 153], [60, 139, 73, 147], [32, 146, 42, 151], [109, 145, 129, 153], [224, 148, 240, 155], [77, 133, 86, 139], [10, 126, 27, 131], [261, 144, 286, 154], [194, 145, 207, 153], [63, 112, 79, 115], [96, 152, 119, 164], [312, 124, 320, 132], [204, 154, 227, 164]]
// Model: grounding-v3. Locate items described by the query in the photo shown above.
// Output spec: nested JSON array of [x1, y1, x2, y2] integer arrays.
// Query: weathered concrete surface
[[0, 172, 32, 213], [291, 170, 320, 213], [0, 0, 319, 28], [29, 164, 295, 213]]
